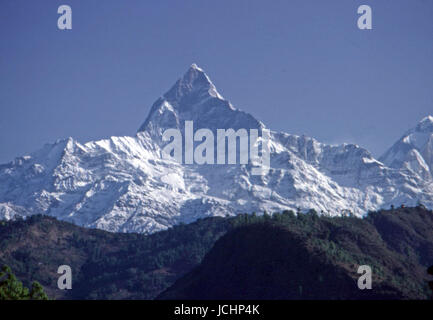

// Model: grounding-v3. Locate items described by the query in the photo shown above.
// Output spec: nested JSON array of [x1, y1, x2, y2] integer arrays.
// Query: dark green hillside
[[1, 206, 433, 300], [158, 207, 433, 300], [0, 215, 232, 299]]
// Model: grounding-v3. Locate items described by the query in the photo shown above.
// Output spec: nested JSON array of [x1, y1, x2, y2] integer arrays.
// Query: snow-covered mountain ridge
[[1, 64, 432, 233]]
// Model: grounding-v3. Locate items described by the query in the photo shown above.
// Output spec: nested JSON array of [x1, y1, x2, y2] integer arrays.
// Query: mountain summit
[[163, 63, 224, 104], [1, 66, 433, 233], [138, 64, 263, 141], [416, 115, 433, 132], [380, 115, 433, 180]]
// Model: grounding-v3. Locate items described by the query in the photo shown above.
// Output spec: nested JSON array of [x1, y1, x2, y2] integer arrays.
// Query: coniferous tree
[[0, 265, 29, 300], [29, 281, 49, 300], [0, 265, 49, 300]]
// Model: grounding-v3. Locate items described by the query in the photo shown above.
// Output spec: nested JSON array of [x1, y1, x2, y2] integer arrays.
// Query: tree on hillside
[[29, 280, 49, 300], [428, 265, 433, 295], [0, 265, 49, 300]]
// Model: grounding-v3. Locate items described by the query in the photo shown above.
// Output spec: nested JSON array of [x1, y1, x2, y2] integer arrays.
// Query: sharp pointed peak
[[419, 115, 433, 124], [189, 63, 203, 72], [415, 115, 433, 133], [182, 63, 211, 83], [137, 64, 264, 133], [162, 64, 223, 103], [181, 63, 211, 85]]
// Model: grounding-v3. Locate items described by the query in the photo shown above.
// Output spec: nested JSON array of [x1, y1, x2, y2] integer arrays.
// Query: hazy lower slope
[[158, 206, 433, 300]]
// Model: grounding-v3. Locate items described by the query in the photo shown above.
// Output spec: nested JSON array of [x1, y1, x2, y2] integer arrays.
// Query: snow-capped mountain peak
[[380, 115, 433, 180], [168, 63, 224, 102], [138, 65, 264, 141], [1, 66, 433, 234], [414, 115, 433, 133]]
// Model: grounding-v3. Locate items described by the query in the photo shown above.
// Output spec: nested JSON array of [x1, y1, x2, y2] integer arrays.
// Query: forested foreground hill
[[1, 206, 433, 300], [158, 206, 433, 300], [0, 215, 233, 299]]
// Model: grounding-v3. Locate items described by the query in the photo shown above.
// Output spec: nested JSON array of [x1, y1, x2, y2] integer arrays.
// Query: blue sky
[[0, 0, 432, 163]]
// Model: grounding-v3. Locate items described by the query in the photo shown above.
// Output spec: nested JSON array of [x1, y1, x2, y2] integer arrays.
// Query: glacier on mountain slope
[[1, 64, 432, 234]]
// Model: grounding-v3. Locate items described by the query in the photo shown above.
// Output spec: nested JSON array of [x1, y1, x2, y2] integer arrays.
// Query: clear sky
[[0, 0, 432, 163]]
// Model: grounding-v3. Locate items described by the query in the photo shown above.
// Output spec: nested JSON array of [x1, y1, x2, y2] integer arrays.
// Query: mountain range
[[1, 64, 432, 234]]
